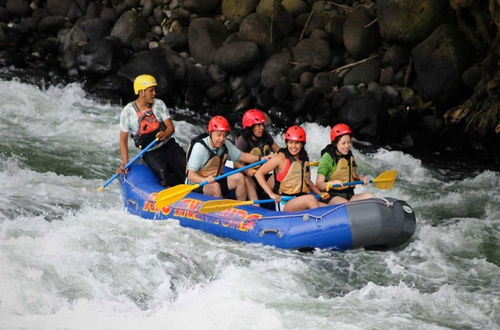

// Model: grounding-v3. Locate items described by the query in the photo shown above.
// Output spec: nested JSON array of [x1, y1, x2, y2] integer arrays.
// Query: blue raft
[[120, 163, 416, 250]]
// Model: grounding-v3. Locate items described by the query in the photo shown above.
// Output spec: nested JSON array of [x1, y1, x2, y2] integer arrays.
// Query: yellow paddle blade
[[199, 199, 253, 214], [154, 184, 200, 209], [372, 170, 398, 190], [96, 186, 104, 192]]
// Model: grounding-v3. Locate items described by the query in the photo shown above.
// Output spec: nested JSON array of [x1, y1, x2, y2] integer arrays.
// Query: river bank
[[1, 0, 498, 163]]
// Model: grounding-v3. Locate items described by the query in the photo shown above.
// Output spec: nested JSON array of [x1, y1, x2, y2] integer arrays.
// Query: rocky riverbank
[[0, 0, 498, 160]]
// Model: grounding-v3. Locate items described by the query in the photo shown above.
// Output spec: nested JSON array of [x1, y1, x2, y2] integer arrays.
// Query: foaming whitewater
[[1, 79, 499, 330]]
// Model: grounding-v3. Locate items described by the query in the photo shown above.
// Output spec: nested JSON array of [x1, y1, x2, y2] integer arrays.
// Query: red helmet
[[208, 115, 230, 133], [330, 123, 352, 141], [242, 109, 267, 129], [285, 125, 306, 142]]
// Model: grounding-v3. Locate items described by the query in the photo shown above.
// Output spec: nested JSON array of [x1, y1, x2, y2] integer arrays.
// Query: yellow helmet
[[133, 74, 157, 94]]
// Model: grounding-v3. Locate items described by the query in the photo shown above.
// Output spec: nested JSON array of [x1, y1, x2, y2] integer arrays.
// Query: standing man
[[117, 74, 186, 186], [186, 115, 271, 200]]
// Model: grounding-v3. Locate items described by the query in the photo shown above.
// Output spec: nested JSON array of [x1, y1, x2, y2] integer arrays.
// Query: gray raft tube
[[347, 197, 417, 250]]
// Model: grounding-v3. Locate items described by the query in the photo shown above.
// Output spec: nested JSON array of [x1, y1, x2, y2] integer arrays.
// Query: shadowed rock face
[[0, 0, 497, 157]]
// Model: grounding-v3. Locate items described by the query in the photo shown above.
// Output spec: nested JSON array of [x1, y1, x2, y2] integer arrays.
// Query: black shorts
[[193, 177, 230, 197], [324, 188, 355, 203]]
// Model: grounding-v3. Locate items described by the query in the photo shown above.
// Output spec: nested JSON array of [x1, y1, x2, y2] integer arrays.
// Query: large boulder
[[377, 0, 447, 44], [411, 24, 473, 103], [338, 94, 379, 139], [256, 0, 294, 37], [292, 38, 332, 70], [79, 18, 110, 43], [343, 7, 379, 59], [222, 0, 259, 20], [239, 13, 278, 56], [282, 0, 308, 16], [110, 10, 148, 46], [188, 18, 227, 65], [6, 0, 31, 17], [343, 58, 381, 85], [214, 41, 260, 73], [261, 51, 292, 88], [76, 38, 119, 75]]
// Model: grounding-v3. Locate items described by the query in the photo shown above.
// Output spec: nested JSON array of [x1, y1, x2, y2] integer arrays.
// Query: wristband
[[258, 155, 262, 161]]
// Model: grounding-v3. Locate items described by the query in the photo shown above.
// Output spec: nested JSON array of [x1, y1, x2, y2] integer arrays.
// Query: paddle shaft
[[98, 138, 159, 190], [198, 158, 268, 188]]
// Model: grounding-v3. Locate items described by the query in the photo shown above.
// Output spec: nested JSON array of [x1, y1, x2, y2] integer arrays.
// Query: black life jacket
[[131, 102, 165, 149], [243, 132, 274, 156], [186, 133, 229, 177]]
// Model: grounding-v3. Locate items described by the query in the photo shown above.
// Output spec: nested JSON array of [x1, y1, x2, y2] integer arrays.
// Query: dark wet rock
[[80, 18, 110, 42], [310, 28, 327, 40], [214, 41, 259, 73], [76, 38, 118, 75], [88, 73, 131, 100], [256, 88, 274, 109], [343, 7, 379, 59], [0, 7, 10, 22], [337, 94, 378, 139], [411, 24, 473, 103], [383, 85, 401, 105], [331, 87, 355, 110], [163, 31, 188, 50], [421, 114, 443, 134], [282, 0, 308, 16], [325, 14, 345, 46], [298, 12, 328, 38], [291, 87, 321, 115], [244, 61, 264, 87], [39, 15, 68, 33], [289, 63, 310, 83], [208, 63, 227, 83], [180, 0, 220, 14], [313, 71, 339, 94], [268, 105, 291, 124], [289, 82, 304, 99], [378, 0, 447, 44], [101, 7, 118, 24], [343, 58, 381, 86], [299, 71, 314, 88], [188, 17, 227, 65], [46, 0, 75, 16], [6, 0, 31, 17], [272, 77, 290, 103], [239, 13, 277, 56], [379, 66, 395, 85], [206, 83, 228, 100], [33, 38, 58, 58], [141, 0, 155, 17], [261, 52, 292, 89], [461, 65, 481, 90], [222, 0, 259, 20], [292, 38, 332, 70], [382, 45, 408, 71], [256, 0, 293, 37], [184, 62, 211, 90], [111, 10, 148, 47]]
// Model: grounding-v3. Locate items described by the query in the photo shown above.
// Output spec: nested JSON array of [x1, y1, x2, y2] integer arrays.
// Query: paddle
[[199, 196, 295, 214], [327, 170, 398, 191], [154, 158, 268, 209], [96, 138, 159, 191]]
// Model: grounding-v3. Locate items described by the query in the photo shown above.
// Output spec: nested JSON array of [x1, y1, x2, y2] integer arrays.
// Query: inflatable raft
[[119, 163, 416, 250]]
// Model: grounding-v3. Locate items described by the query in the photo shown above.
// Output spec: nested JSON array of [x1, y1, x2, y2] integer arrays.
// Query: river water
[[0, 79, 499, 329]]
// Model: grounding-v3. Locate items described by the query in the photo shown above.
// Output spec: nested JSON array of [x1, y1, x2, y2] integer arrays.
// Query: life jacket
[[131, 102, 165, 149], [186, 133, 228, 178], [274, 148, 310, 196], [243, 132, 273, 157], [320, 144, 357, 191]]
